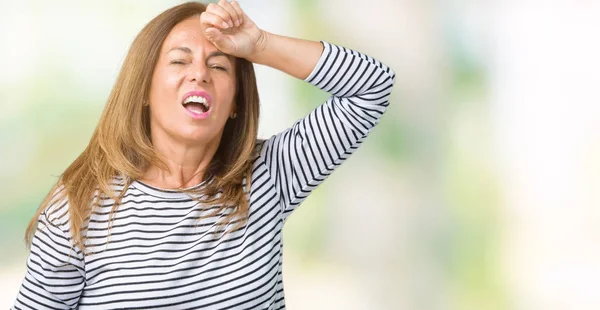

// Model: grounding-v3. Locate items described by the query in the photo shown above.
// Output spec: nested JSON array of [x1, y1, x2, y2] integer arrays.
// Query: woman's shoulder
[[39, 177, 125, 230], [40, 177, 117, 227], [252, 139, 267, 161], [40, 184, 71, 228], [254, 138, 267, 152]]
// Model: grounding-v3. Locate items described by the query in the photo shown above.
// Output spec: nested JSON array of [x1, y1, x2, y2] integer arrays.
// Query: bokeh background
[[1, 0, 599, 309]]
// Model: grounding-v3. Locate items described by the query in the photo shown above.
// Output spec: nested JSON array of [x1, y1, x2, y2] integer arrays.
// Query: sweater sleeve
[[13, 202, 85, 310], [259, 41, 396, 220]]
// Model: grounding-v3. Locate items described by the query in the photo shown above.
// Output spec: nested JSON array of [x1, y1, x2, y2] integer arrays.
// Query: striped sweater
[[13, 41, 395, 309]]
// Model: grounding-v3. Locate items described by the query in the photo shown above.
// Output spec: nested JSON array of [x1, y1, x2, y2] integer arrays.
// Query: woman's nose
[[189, 63, 211, 84]]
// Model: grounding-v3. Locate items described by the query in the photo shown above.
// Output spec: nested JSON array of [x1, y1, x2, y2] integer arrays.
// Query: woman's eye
[[210, 65, 227, 71], [170, 60, 187, 65]]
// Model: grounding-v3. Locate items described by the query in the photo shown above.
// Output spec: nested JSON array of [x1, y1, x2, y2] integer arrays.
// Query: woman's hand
[[200, 0, 267, 59], [201, 0, 322, 79]]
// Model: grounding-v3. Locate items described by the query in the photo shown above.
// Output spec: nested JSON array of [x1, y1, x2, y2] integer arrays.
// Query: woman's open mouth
[[182, 92, 211, 119]]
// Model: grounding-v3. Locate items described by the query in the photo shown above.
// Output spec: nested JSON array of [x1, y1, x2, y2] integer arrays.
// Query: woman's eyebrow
[[207, 50, 228, 61], [166, 47, 228, 61], [168, 46, 192, 54]]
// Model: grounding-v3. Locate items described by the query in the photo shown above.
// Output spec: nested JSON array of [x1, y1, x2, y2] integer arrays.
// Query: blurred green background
[[2, 1, 599, 309]]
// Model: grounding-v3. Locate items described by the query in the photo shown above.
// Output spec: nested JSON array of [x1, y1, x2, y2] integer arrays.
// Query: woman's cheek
[[165, 72, 184, 86]]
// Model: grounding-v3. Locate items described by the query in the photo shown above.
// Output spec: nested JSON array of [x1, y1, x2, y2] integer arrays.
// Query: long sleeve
[[13, 202, 85, 310], [259, 41, 396, 220]]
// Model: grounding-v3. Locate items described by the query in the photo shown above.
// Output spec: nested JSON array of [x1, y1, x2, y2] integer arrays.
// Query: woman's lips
[[182, 90, 212, 120], [184, 105, 211, 119]]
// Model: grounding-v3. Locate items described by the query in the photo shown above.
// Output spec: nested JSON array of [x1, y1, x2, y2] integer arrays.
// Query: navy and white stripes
[[13, 41, 395, 309]]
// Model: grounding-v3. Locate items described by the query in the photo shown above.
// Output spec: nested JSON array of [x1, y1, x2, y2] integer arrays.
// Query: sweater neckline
[[131, 179, 207, 199]]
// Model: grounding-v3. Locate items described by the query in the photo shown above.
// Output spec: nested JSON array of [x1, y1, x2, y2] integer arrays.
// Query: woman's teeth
[[183, 96, 209, 112]]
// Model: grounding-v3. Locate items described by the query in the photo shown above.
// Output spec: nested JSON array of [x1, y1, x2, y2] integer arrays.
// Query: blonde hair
[[26, 1, 260, 252]]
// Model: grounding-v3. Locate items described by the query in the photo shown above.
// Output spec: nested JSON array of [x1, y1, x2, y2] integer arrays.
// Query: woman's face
[[148, 16, 236, 148]]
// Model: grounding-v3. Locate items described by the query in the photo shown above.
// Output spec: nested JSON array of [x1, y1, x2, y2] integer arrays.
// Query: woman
[[13, 1, 395, 309]]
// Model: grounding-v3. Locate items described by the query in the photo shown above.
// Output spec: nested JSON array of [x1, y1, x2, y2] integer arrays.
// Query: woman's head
[[27, 1, 260, 251], [99, 1, 260, 176], [149, 16, 239, 149]]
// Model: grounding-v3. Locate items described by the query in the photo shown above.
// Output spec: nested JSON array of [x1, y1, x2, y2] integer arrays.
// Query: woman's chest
[[78, 199, 284, 308]]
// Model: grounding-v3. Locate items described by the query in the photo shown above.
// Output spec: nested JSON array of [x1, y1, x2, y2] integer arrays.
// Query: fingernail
[[235, 20, 240, 27], [222, 21, 229, 28]]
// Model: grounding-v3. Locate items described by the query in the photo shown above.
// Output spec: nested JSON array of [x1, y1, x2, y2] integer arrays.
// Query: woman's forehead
[[162, 17, 213, 53]]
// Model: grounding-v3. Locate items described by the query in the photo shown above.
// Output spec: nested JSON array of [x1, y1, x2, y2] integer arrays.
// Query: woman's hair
[[25, 1, 260, 252]]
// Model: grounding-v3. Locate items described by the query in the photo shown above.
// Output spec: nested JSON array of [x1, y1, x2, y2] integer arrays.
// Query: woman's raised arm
[[201, 0, 396, 217]]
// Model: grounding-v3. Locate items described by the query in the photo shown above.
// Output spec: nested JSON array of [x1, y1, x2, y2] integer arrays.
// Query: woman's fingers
[[219, 0, 241, 27], [200, 11, 236, 52], [207, 1, 235, 28], [200, 1, 258, 57], [229, 1, 244, 26], [204, 27, 233, 51], [200, 11, 229, 30]]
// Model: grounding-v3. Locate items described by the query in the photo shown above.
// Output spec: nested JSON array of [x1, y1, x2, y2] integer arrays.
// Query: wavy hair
[[25, 1, 260, 252]]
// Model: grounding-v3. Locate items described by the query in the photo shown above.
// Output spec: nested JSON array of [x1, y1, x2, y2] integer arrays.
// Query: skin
[[142, 0, 324, 189], [143, 17, 237, 189]]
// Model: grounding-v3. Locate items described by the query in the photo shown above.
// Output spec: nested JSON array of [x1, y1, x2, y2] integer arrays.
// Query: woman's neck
[[141, 140, 219, 190]]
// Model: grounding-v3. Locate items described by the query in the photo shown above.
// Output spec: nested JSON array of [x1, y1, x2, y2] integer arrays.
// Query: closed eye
[[170, 60, 187, 65], [210, 65, 227, 71]]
